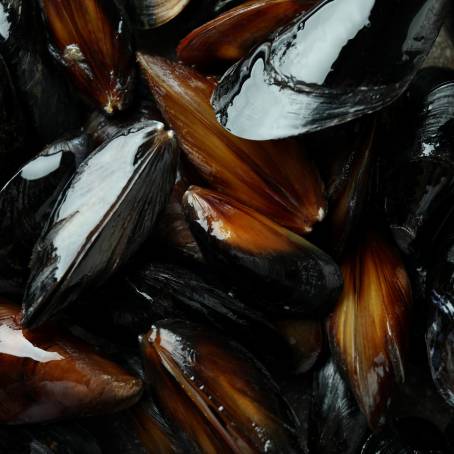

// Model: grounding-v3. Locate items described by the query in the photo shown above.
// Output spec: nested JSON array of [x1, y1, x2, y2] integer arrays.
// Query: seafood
[[140, 319, 299, 453], [183, 186, 343, 315], [309, 358, 368, 454], [129, 261, 291, 369], [40, 0, 135, 114], [0, 303, 142, 424], [0, 0, 84, 145], [212, 0, 448, 140], [328, 231, 412, 428], [138, 54, 326, 235], [0, 133, 90, 296], [129, 0, 191, 29], [384, 68, 454, 257], [177, 0, 315, 70], [22, 122, 178, 328]]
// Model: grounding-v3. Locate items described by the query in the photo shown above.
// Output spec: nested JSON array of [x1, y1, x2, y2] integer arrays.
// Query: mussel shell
[[309, 358, 368, 454], [0, 133, 90, 296], [129, 0, 191, 29], [384, 68, 454, 257], [328, 231, 412, 429], [212, 0, 448, 140], [0, 0, 85, 145], [177, 0, 314, 70], [128, 261, 291, 370], [22, 121, 178, 328], [0, 302, 142, 424], [0, 53, 27, 184], [141, 319, 300, 453], [40, 0, 135, 114], [183, 186, 343, 316], [138, 54, 326, 235]]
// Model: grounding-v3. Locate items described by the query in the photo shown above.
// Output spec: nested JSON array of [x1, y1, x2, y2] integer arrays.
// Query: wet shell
[[22, 121, 178, 328], [328, 231, 412, 429], [138, 54, 326, 235], [212, 0, 448, 140], [0, 303, 142, 424]]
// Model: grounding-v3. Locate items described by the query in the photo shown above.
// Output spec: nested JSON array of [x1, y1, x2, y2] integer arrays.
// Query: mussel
[[40, 0, 135, 114], [138, 54, 326, 235], [0, 52, 26, 184], [384, 68, 454, 257], [183, 186, 343, 316], [309, 358, 368, 454], [212, 0, 448, 140], [328, 231, 412, 429], [426, 230, 454, 407], [0, 133, 90, 296], [22, 121, 178, 328], [140, 319, 300, 453], [0, 0, 84, 145], [177, 0, 315, 70], [129, 0, 191, 29], [0, 302, 142, 424], [128, 261, 291, 369]]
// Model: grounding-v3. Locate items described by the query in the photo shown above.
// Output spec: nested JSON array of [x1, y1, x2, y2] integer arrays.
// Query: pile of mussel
[[1, 0, 454, 452]]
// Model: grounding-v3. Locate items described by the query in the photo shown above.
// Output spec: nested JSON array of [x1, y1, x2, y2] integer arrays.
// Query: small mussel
[[0, 0, 84, 145], [138, 54, 326, 235], [0, 302, 142, 424], [140, 319, 300, 453], [40, 0, 135, 114], [22, 121, 178, 328], [129, 0, 191, 29], [309, 358, 368, 454], [328, 231, 412, 429], [212, 0, 448, 140], [177, 0, 314, 70], [183, 186, 343, 316], [384, 68, 454, 257], [0, 133, 90, 296]]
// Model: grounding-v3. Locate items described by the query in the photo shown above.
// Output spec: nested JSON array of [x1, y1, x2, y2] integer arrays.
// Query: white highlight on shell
[[50, 123, 162, 280], [0, 3, 10, 40], [275, 0, 375, 84], [21, 152, 63, 181], [0, 325, 63, 363]]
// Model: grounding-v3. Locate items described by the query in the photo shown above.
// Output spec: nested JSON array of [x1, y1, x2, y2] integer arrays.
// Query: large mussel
[[0, 302, 142, 424], [183, 186, 343, 316], [0, 133, 90, 296], [328, 231, 412, 429], [212, 0, 448, 140], [138, 54, 326, 235], [22, 121, 178, 328], [129, 0, 191, 29], [140, 319, 300, 453], [40, 0, 135, 114]]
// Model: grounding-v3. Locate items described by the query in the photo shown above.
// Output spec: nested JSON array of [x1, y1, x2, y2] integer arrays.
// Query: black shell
[[212, 0, 447, 140], [22, 122, 178, 328], [0, 133, 90, 296], [384, 68, 454, 258]]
